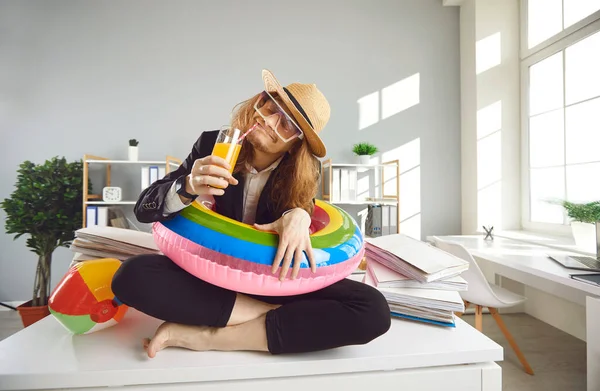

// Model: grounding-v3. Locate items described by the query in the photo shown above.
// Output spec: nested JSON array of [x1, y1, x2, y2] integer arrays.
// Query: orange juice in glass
[[211, 126, 243, 188]]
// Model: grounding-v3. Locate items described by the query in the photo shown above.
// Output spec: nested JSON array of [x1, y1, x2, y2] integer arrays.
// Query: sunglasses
[[253, 91, 304, 143]]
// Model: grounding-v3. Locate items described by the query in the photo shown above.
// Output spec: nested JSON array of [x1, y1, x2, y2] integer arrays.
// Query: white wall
[[0, 0, 461, 301], [456, 0, 521, 234]]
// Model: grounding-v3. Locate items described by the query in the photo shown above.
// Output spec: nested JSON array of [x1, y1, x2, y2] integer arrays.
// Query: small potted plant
[[128, 139, 139, 161], [352, 142, 378, 165], [1, 157, 87, 327], [559, 200, 600, 251]]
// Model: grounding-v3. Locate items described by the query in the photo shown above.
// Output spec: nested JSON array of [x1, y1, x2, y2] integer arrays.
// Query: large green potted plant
[[559, 200, 600, 251], [352, 142, 378, 165], [1, 157, 87, 327]]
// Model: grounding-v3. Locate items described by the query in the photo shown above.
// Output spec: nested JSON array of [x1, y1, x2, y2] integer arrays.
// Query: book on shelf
[[365, 234, 469, 283]]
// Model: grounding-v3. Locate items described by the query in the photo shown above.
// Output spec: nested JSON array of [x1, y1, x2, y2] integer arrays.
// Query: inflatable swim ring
[[48, 258, 128, 334], [153, 199, 364, 296]]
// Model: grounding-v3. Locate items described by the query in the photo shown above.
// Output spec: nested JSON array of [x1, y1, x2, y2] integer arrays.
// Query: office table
[[0, 308, 503, 391], [428, 235, 600, 391]]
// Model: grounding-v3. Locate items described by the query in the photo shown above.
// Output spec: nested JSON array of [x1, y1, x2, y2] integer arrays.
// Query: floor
[[0, 310, 586, 391], [461, 312, 586, 391]]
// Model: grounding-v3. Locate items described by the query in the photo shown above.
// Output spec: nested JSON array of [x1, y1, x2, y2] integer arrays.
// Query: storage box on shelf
[[82, 154, 182, 227], [320, 159, 400, 234]]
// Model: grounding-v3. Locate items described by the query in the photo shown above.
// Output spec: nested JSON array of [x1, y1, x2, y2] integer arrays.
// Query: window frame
[[520, 4, 600, 235]]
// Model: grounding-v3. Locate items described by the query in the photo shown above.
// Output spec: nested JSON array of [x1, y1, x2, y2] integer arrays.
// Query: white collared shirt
[[163, 156, 283, 225]]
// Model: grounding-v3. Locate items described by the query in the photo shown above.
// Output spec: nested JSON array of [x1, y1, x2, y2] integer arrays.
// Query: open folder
[[365, 234, 469, 283], [368, 260, 468, 291]]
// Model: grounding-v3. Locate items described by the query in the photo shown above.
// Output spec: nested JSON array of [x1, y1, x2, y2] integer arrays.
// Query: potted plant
[[128, 139, 139, 161], [1, 157, 87, 327], [559, 200, 600, 251], [352, 142, 378, 164]]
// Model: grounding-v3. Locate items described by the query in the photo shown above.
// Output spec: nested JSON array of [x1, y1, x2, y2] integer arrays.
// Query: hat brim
[[262, 69, 327, 158]]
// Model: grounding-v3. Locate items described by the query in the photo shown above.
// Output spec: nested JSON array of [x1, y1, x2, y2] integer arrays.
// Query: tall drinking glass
[[210, 126, 243, 189]]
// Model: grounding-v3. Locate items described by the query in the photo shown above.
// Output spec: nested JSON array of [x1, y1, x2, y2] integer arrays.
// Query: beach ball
[[49, 258, 128, 334]]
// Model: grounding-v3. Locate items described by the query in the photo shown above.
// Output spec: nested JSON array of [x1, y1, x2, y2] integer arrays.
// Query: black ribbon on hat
[[283, 87, 313, 128]]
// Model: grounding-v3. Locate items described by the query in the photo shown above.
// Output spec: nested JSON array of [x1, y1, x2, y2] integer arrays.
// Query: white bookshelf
[[82, 154, 183, 227], [85, 159, 181, 165], [86, 201, 138, 205], [320, 158, 400, 234], [323, 163, 395, 168], [333, 199, 398, 206]]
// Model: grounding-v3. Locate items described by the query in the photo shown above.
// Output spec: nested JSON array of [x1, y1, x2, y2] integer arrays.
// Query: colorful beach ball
[[49, 258, 128, 334]]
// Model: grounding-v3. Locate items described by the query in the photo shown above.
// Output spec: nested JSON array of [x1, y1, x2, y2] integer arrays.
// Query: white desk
[[0, 309, 503, 391], [429, 235, 600, 391], [427, 236, 600, 306]]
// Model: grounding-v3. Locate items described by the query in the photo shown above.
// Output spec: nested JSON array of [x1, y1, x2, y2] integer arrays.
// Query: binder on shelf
[[97, 207, 108, 227], [85, 206, 98, 228], [348, 169, 357, 201], [149, 166, 159, 184], [86, 206, 108, 227], [331, 168, 341, 202], [159, 166, 165, 180], [340, 169, 350, 201], [141, 166, 150, 190]]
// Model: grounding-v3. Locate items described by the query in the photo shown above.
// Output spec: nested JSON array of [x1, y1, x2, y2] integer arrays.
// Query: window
[[523, 2, 600, 231], [527, 0, 600, 48]]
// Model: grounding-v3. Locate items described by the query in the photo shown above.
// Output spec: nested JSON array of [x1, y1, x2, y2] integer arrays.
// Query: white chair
[[431, 236, 534, 375]]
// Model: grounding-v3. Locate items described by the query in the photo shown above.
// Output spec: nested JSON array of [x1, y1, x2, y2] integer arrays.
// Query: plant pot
[[571, 221, 597, 252], [16, 300, 50, 327], [358, 155, 371, 165], [128, 146, 139, 161]]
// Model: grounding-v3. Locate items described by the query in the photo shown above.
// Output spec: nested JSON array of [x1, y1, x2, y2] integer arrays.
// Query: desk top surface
[[429, 235, 600, 297], [0, 308, 501, 390]]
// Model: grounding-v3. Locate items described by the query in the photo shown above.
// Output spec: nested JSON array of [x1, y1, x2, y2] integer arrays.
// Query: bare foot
[[142, 322, 215, 358]]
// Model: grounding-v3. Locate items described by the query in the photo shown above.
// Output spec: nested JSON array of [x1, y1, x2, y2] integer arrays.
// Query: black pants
[[111, 254, 391, 354]]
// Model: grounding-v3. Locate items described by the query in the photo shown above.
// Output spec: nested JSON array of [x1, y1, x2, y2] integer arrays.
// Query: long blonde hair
[[230, 93, 320, 216]]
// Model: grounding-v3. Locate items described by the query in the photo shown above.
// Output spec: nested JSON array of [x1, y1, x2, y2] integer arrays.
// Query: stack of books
[[364, 234, 469, 327], [70, 226, 160, 262]]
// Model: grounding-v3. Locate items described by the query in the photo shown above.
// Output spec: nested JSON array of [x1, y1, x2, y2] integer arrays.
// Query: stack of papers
[[365, 234, 469, 282], [70, 226, 160, 261], [363, 234, 469, 327], [364, 271, 463, 326]]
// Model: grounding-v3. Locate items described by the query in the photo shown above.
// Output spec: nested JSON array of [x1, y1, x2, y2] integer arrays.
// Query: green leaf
[[549, 199, 600, 223], [1, 156, 85, 255], [352, 142, 379, 156]]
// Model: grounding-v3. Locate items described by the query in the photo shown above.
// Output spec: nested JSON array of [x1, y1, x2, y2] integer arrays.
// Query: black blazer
[[134, 130, 287, 225]]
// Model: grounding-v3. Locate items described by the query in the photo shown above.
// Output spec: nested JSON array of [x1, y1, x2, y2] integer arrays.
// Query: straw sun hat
[[262, 69, 330, 158]]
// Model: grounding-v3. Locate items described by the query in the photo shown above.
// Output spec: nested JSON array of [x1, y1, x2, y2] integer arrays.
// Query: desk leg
[[587, 296, 600, 391], [475, 305, 483, 331]]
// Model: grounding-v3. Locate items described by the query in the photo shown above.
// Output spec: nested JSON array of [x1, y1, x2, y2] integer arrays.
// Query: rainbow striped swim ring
[[152, 199, 364, 296]]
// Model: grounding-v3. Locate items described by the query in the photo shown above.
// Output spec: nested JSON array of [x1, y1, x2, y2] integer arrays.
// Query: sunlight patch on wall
[[476, 32, 501, 75], [381, 73, 421, 120]]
